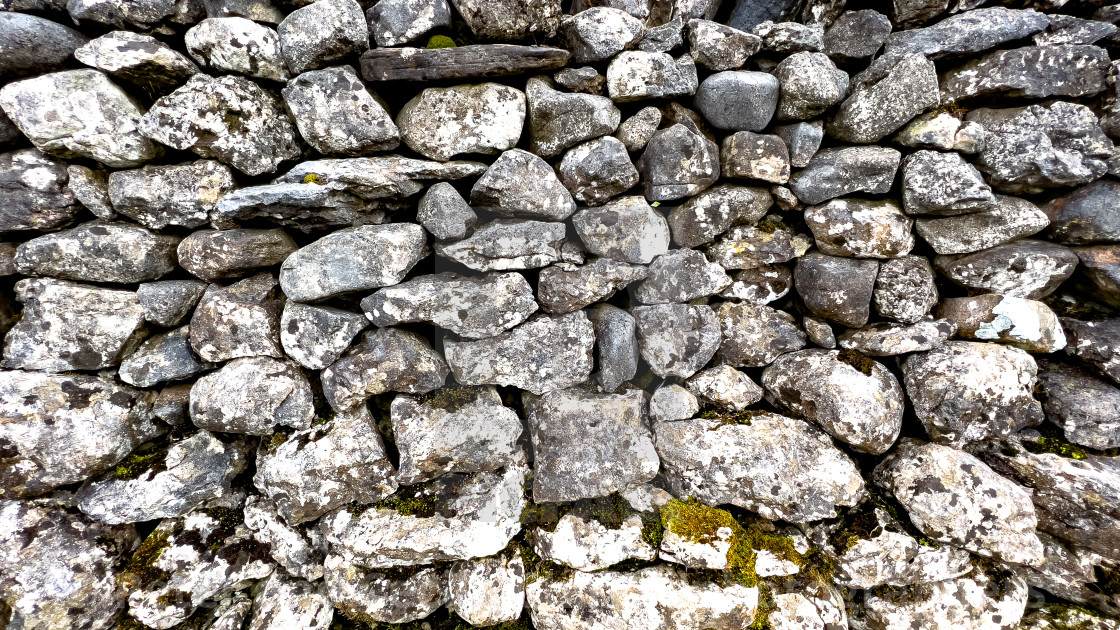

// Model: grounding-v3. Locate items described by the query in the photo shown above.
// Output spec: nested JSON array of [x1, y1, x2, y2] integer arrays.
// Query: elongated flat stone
[[360, 45, 570, 82]]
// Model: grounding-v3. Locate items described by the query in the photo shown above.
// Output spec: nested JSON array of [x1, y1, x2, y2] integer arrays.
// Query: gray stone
[[795, 252, 879, 327], [636, 248, 729, 304], [0, 370, 159, 498], [915, 195, 1049, 255], [558, 136, 638, 206], [189, 273, 283, 363], [528, 388, 657, 502], [280, 302, 366, 370], [633, 303, 720, 378], [561, 7, 644, 63], [636, 16, 683, 53], [668, 184, 771, 249], [655, 413, 863, 522], [788, 145, 901, 205], [895, 110, 987, 153], [0, 12, 87, 82], [279, 223, 426, 302], [447, 551, 526, 626], [0, 149, 80, 233], [706, 220, 797, 269], [119, 327, 212, 388], [1035, 14, 1117, 47], [803, 315, 835, 349], [828, 53, 939, 144], [1077, 245, 1120, 301], [775, 122, 823, 169], [3, 279, 145, 373], [282, 65, 400, 156], [752, 20, 824, 53], [444, 311, 594, 395], [572, 196, 670, 264], [941, 45, 1110, 103], [939, 294, 1067, 353], [322, 327, 448, 411], [141, 75, 299, 176], [65, 164, 115, 221], [635, 125, 719, 201], [727, 0, 799, 32], [837, 319, 957, 356], [693, 70, 778, 132], [177, 228, 297, 281], [435, 219, 566, 271], [555, 66, 605, 94], [449, 0, 562, 40], [1062, 318, 1120, 386], [934, 239, 1079, 299], [526, 77, 620, 161], [649, 384, 698, 422], [615, 105, 661, 151], [686, 364, 762, 411], [1021, 604, 1120, 630], [762, 349, 904, 454], [242, 495, 325, 581], [396, 83, 525, 161], [367, 0, 451, 47], [190, 357, 313, 435], [716, 301, 805, 368], [721, 131, 790, 184], [204, 0, 283, 23], [537, 258, 646, 314], [277, 0, 367, 75], [862, 567, 1030, 630], [362, 272, 538, 339], [0, 70, 159, 168], [589, 304, 639, 392], [530, 512, 656, 571], [805, 198, 914, 259], [900, 149, 995, 216], [247, 572, 334, 630], [721, 265, 792, 305], [185, 17, 289, 81], [108, 160, 236, 229], [324, 556, 445, 624], [688, 19, 760, 71], [823, 10, 891, 61], [138, 279, 206, 327], [470, 148, 576, 219], [417, 182, 477, 241], [1044, 179, 1120, 245], [883, 7, 1051, 59], [75, 31, 199, 93], [66, 0, 204, 29], [606, 51, 698, 102], [1037, 359, 1120, 451], [774, 52, 847, 121], [15, 221, 179, 284], [902, 341, 1044, 446], [255, 405, 397, 524], [873, 439, 1043, 565]]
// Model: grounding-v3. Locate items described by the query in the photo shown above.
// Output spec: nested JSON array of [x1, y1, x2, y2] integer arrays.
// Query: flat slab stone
[[360, 45, 570, 82]]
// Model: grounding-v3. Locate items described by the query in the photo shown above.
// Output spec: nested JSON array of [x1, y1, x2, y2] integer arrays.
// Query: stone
[[449, 0, 562, 40], [1035, 14, 1117, 46], [775, 122, 824, 169], [190, 273, 283, 363], [721, 132, 790, 184], [572, 196, 670, 264], [279, 223, 425, 302], [589, 304, 639, 392], [1078, 245, 1120, 300], [14, 221, 179, 284], [689, 19, 760, 71], [435, 219, 566, 271], [364, 272, 536, 340], [935, 239, 1079, 299], [393, 386, 521, 485], [76, 430, 247, 524], [321, 463, 525, 566], [0, 70, 159, 168], [941, 45, 1110, 103], [444, 312, 594, 395], [1021, 604, 1120, 630], [280, 302, 367, 370], [668, 185, 771, 249], [895, 110, 987, 153], [635, 125, 719, 201], [417, 182, 477, 241], [0, 12, 87, 82], [900, 149, 995, 216], [359, 45, 570, 82], [367, 0, 451, 47], [247, 572, 334, 630], [527, 565, 759, 630], [706, 221, 797, 270], [716, 301, 806, 368], [537, 258, 646, 314], [65, 164, 115, 221], [1044, 179, 1120, 245], [189, 357, 313, 435], [752, 20, 824, 53], [558, 136, 638, 206], [795, 253, 879, 328], [0, 370, 159, 498], [873, 439, 1043, 565], [649, 384, 699, 422], [823, 10, 892, 61], [803, 315, 835, 349], [902, 341, 1044, 446], [528, 78, 621, 164], [615, 105, 661, 151], [67, 0, 204, 28], [396, 83, 525, 161], [828, 53, 939, 144], [633, 303, 720, 378], [837, 319, 956, 356], [774, 52, 847, 121], [804, 198, 914, 259], [0, 502, 135, 630], [140, 75, 299, 176], [693, 70, 779, 132], [655, 413, 862, 522], [75, 31, 199, 93], [185, 17, 288, 81], [915, 195, 1049, 255], [470, 148, 577, 219], [177, 228, 297, 281], [788, 146, 901, 205], [204, 0, 283, 23], [862, 568, 1030, 630], [1062, 318, 1120, 386], [138, 279, 206, 327], [118, 327, 212, 388], [322, 328, 448, 411], [561, 7, 644, 63], [324, 557, 445, 624], [447, 551, 525, 626], [606, 51, 698, 102], [3, 279, 145, 373], [1036, 359, 1120, 451], [555, 66, 605, 94], [108, 160, 236, 229], [282, 65, 399, 156], [686, 365, 763, 411], [527, 388, 657, 502], [255, 405, 398, 524], [277, 0, 367, 75], [242, 496, 325, 581], [882, 7, 1051, 59], [531, 512, 656, 571], [970, 101, 1114, 194], [727, 0, 799, 32], [0, 149, 81, 233], [636, 248, 730, 304], [939, 294, 1067, 353]]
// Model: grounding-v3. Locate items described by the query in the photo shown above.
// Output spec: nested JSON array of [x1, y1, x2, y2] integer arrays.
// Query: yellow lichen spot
[[426, 35, 456, 49], [303, 173, 321, 184]]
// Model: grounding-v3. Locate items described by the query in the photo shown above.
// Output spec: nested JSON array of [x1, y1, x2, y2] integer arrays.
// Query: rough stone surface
[[435, 219, 566, 272], [279, 301, 367, 370], [693, 70, 778, 131], [901, 149, 995, 216], [397, 83, 525, 161], [282, 65, 400, 156], [789, 145, 901, 205], [75, 31, 199, 92], [804, 198, 914, 259], [636, 248, 730, 304], [572, 196, 670, 264], [633, 303, 720, 378], [280, 223, 425, 302], [322, 327, 448, 411], [915, 195, 1049, 255], [108, 160, 236, 229], [635, 124, 719, 201], [538, 258, 646, 314], [716, 301, 806, 368], [15, 221, 179, 283], [606, 51, 698, 102], [795, 252, 879, 328], [828, 53, 939, 143], [190, 356, 313, 435], [941, 45, 1110, 103], [185, 17, 288, 81], [939, 294, 1067, 353], [276, 0, 367, 75], [558, 136, 638, 206], [189, 273, 284, 363], [935, 240, 1080, 299], [177, 228, 296, 281], [774, 52, 847, 121], [471, 148, 576, 219]]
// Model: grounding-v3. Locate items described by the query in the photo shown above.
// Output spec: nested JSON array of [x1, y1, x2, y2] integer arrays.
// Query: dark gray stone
[[558, 136, 639, 206], [1062, 318, 1120, 386], [823, 10, 891, 61], [138, 280, 206, 327], [635, 248, 730, 304], [280, 223, 426, 302], [900, 149, 995, 216], [119, 327, 213, 388], [470, 147, 577, 219], [75, 31, 199, 93], [0, 149, 81, 233], [322, 327, 448, 411], [795, 252, 879, 328], [435, 219, 566, 271], [588, 303, 638, 392], [1037, 359, 1120, 451], [367, 0, 451, 47], [774, 121, 823, 168], [934, 239, 1079, 299], [883, 7, 1051, 59], [941, 45, 1110, 103], [635, 125, 719, 201], [667, 184, 771, 249], [788, 146, 901, 205], [716, 301, 805, 368], [828, 53, 939, 144], [1044, 179, 1120, 245], [527, 77, 620, 159], [693, 70, 778, 132], [0, 12, 87, 82], [178, 229, 297, 281]]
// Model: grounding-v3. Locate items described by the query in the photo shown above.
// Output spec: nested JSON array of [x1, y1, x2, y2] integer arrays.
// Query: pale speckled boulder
[[531, 513, 657, 571], [280, 302, 368, 370], [633, 303, 721, 378], [185, 17, 289, 81], [108, 160, 236, 229], [396, 83, 526, 161], [447, 550, 526, 627], [572, 196, 670, 264], [282, 65, 400, 156], [324, 555, 446, 624], [246, 572, 334, 630], [189, 273, 284, 363], [189, 356, 314, 435], [470, 147, 577, 219], [14, 221, 180, 284], [861, 567, 1030, 630]]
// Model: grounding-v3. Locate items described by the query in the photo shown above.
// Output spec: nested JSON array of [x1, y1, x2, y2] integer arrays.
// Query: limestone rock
[[935, 240, 1079, 300], [788, 145, 901, 205], [721, 131, 790, 184], [795, 252, 879, 328], [939, 294, 1067, 353], [138, 279, 206, 327], [689, 19, 760, 71], [177, 228, 297, 281], [572, 196, 670, 264], [397, 83, 525, 161], [941, 44, 1110, 103], [435, 219, 566, 272], [774, 52, 847, 121], [716, 302, 806, 368], [189, 273, 284, 363], [243, 496, 326, 581], [447, 551, 525, 626], [589, 303, 639, 392], [686, 364, 763, 411], [828, 53, 939, 144], [636, 124, 719, 201], [276, 0, 367, 75], [561, 7, 644, 63], [915, 195, 1049, 255], [837, 319, 957, 356], [75, 31, 200, 93], [635, 248, 730, 304], [190, 357, 313, 435], [1036, 359, 1120, 451], [14, 221, 179, 284], [282, 65, 400, 156], [633, 303, 720, 378], [537, 258, 646, 314], [367, 0, 451, 47], [321, 327, 448, 411], [804, 198, 914, 259], [449, 0, 562, 40], [470, 147, 576, 219], [279, 302, 367, 370], [557, 136, 638, 206], [323, 556, 445, 624], [668, 184, 771, 249], [118, 327, 212, 388], [108, 160, 236, 229], [417, 182, 477, 241], [0, 149, 81, 233], [185, 17, 288, 81], [606, 51, 698, 102], [530, 513, 657, 571]]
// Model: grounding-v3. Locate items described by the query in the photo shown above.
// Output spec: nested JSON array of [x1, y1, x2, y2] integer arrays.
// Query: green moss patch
[[417, 386, 484, 412], [520, 492, 663, 548], [118, 528, 172, 590], [113, 443, 169, 480], [426, 35, 456, 49], [697, 408, 767, 426]]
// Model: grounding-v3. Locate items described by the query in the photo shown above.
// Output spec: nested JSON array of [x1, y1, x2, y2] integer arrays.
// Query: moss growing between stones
[[519, 492, 661, 546], [697, 408, 767, 426], [515, 539, 572, 585], [836, 349, 875, 376], [370, 474, 468, 518], [417, 385, 483, 412], [754, 218, 790, 235], [749, 585, 775, 630], [426, 35, 456, 49], [118, 528, 171, 591], [1090, 564, 1120, 596], [113, 443, 169, 480]]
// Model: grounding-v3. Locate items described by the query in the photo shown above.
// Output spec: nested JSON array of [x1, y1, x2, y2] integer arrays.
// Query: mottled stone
[[189, 273, 283, 363], [324, 556, 445, 624], [795, 252, 879, 328], [636, 248, 730, 304], [65, 164, 115, 221], [649, 384, 699, 423], [75, 31, 199, 93], [557, 136, 638, 206], [752, 20, 824, 53], [862, 567, 1030, 630], [635, 124, 719, 201], [531, 512, 656, 571], [883, 7, 1051, 60], [589, 303, 639, 392], [941, 45, 1110, 103], [939, 294, 1066, 353], [247, 572, 334, 630], [561, 7, 644, 63], [686, 365, 762, 411], [396, 83, 525, 161], [138, 279, 206, 327], [177, 228, 297, 281], [1036, 359, 1120, 451], [668, 184, 771, 249], [276, 0, 367, 75], [417, 182, 477, 241], [322, 327, 448, 411], [435, 219, 566, 272], [279, 223, 425, 302], [915, 195, 1049, 255], [190, 357, 312, 435], [118, 327, 212, 388], [788, 145, 901, 205], [1044, 179, 1120, 245], [721, 131, 790, 184], [823, 10, 892, 61], [538, 258, 647, 314], [828, 54, 939, 144], [108, 160, 236, 229], [901, 150, 995, 217], [615, 106, 661, 151], [935, 239, 1079, 299], [837, 319, 956, 356], [185, 17, 288, 81], [804, 198, 914, 259], [282, 65, 399, 156], [367, 0, 451, 47], [716, 302, 805, 368], [633, 303, 720, 378], [449, 0, 562, 40], [774, 52, 847, 121], [243, 495, 325, 581], [15, 221, 179, 284], [689, 19, 760, 71], [572, 196, 670, 264], [0, 150, 80, 233], [895, 110, 987, 153], [471, 148, 576, 220], [447, 551, 525, 626], [280, 302, 366, 370], [606, 51, 698, 102]]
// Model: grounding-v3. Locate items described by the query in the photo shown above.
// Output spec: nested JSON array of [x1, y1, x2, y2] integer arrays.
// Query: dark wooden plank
[[360, 45, 570, 82]]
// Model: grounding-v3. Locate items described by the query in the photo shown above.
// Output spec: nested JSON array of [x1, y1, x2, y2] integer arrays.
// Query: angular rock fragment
[[650, 384, 699, 423], [823, 9, 891, 61], [185, 17, 289, 81], [396, 83, 525, 161], [204, 0, 283, 24], [935, 239, 1079, 299], [15, 221, 179, 284], [752, 20, 823, 53], [138, 279, 206, 327], [280, 302, 366, 370], [689, 19, 760, 70], [1044, 179, 1120, 245], [282, 65, 400, 156], [716, 302, 805, 368], [915, 195, 1049, 255], [862, 567, 1030, 630], [470, 147, 576, 219], [366, 0, 451, 47], [795, 252, 879, 327], [75, 31, 199, 93], [435, 219, 565, 271], [828, 53, 938, 144], [837, 319, 956, 356], [1062, 318, 1120, 386], [530, 512, 657, 571], [615, 105, 661, 151], [900, 149, 995, 216], [572, 196, 670, 264], [939, 294, 1066, 353], [687, 364, 762, 411], [276, 0, 367, 75], [359, 44, 570, 82], [882, 7, 1050, 59], [606, 51, 698, 102], [561, 6, 644, 63], [636, 248, 730, 304], [177, 228, 296, 281], [589, 303, 639, 392], [721, 131, 790, 184], [668, 184, 771, 249], [804, 198, 913, 259], [417, 182, 477, 241], [941, 45, 1110, 103], [721, 265, 794, 305], [447, 551, 526, 626], [633, 303, 720, 378], [247, 572, 334, 630], [558, 136, 638, 205], [774, 52, 847, 121], [67, 0, 204, 29], [243, 496, 325, 581], [555, 66, 605, 93], [450, 0, 562, 40], [118, 327, 212, 388], [190, 273, 283, 363], [324, 556, 445, 624], [108, 160, 236, 229], [788, 146, 901, 205], [190, 357, 313, 435], [322, 328, 448, 411], [537, 259, 645, 314], [693, 70, 778, 132], [1036, 359, 1120, 451], [0, 150, 81, 234], [635, 124, 719, 201], [895, 110, 987, 153]]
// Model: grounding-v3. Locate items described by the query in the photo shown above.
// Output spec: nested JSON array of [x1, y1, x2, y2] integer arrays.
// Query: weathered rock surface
[[279, 301, 367, 370], [828, 53, 938, 143], [716, 301, 806, 368], [606, 51, 698, 102], [189, 273, 284, 363], [941, 45, 1110, 103], [14, 221, 179, 283], [795, 252, 879, 328], [276, 0, 367, 75], [939, 294, 1067, 353], [470, 147, 577, 219], [935, 239, 1080, 299], [633, 303, 721, 378], [75, 31, 199, 92], [397, 83, 525, 161], [838, 319, 957, 356], [635, 124, 719, 200], [185, 17, 289, 81], [322, 327, 448, 411], [447, 551, 526, 626], [573, 196, 670, 264], [367, 0, 451, 47], [108, 160, 236, 229], [805, 198, 914, 259], [177, 228, 296, 281], [900, 149, 995, 216], [557, 136, 638, 205], [686, 364, 762, 411], [118, 326, 212, 388], [1036, 359, 1120, 451], [915, 195, 1049, 255], [1044, 179, 1120, 245], [0, 149, 82, 233], [435, 219, 566, 271], [537, 258, 646, 314], [635, 248, 730, 304], [282, 65, 400, 156], [280, 223, 426, 302], [190, 357, 313, 435], [788, 145, 901, 205], [693, 70, 778, 131]]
